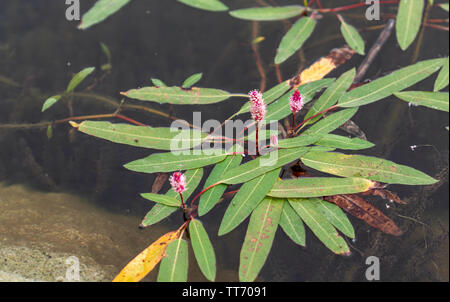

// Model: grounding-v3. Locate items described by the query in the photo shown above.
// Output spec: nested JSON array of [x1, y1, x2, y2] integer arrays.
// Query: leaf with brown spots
[[361, 188, 407, 204], [323, 194, 403, 236]]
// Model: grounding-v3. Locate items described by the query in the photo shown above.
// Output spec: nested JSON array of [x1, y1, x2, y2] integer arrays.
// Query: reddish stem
[[317, 1, 399, 13], [190, 182, 221, 207], [294, 104, 338, 132], [180, 193, 186, 209]]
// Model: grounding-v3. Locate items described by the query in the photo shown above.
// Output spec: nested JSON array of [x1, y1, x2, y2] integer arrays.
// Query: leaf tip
[[69, 121, 81, 129]]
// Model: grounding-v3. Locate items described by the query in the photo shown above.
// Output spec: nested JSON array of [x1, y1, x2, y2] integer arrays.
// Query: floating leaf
[[178, 0, 228, 12], [113, 227, 183, 282], [314, 198, 355, 238], [239, 197, 283, 282], [151, 78, 167, 87], [315, 134, 374, 150], [182, 73, 203, 88], [140, 204, 179, 228], [394, 91, 449, 112], [125, 151, 227, 173], [396, 0, 425, 51], [72, 121, 207, 150], [41, 95, 61, 112], [277, 134, 324, 149], [79, 0, 131, 30], [140, 193, 181, 207], [157, 239, 189, 282], [230, 6, 305, 21], [121, 86, 231, 105], [289, 198, 350, 255], [434, 57, 449, 91], [338, 58, 445, 107], [324, 194, 403, 236], [275, 17, 316, 64], [66, 67, 95, 93], [267, 177, 375, 198], [339, 19, 365, 55], [218, 168, 281, 236], [279, 202, 306, 246], [305, 108, 358, 135], [189, 219, 216, 281], [219, 148, 308, 185], [301, 151, 437, 185]]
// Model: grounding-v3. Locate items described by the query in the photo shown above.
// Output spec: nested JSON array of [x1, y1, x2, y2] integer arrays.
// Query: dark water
[[0, 0, 448, 281]]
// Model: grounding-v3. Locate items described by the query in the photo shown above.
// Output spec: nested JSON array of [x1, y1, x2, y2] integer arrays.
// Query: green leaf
[[339, 58, 445, 107], [66, 67, 95, 93], [396, 0, 425, 51], [239, 197, 283, 282], [219, 148, 308, 185], [198, 153, 243, 216], [301, 151, 438, 185], [267, 177, 375, 198], [182, 73, 203, 88], [151, 78, 167, 87], [305, 108, 358, 135], [314, 198, 355, 238], [230, 6, 305, 21], [125, 151, 227, 173], [304, 68, 356, 124], [73, 121, 207, 150], [275, 17, 316, 64], [434, 57, 449, 91], [140, 193, 181, 207], [157, 239, 188, 282], [41, 95, 61, 112], [78, 0, 131, 30], [279, 202, 306, 246], [46, 125, 53, 139], [340, 19, 365, 55], [439, 3, 449, 12], [277, 133, 324, 149], [289, 199, 350, 255], [100, 42, 111, 62], [121, 86, 231, 105], [315, 134, 375, 150], [394, 91, 449, 112], [189, 219, 216, 281], [218, 168, 281, 236], [140, 168, 203, 227], [178, 0, 228, 12]]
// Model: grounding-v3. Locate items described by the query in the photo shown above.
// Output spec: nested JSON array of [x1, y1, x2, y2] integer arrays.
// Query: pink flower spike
[[249, 89, 266, 122], [169, 171, 187, 194], [289, 89, 304, 113]]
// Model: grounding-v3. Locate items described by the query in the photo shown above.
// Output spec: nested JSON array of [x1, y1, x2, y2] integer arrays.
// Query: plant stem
[[256, 122, 260, 156], [294, 104, 338, 134], [180, 193, 186, 209]]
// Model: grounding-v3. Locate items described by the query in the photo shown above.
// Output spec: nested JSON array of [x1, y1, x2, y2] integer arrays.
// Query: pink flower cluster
[[289, 88, 304, 113], [249, 90, 266, 122], [169, 171, 186, 194]]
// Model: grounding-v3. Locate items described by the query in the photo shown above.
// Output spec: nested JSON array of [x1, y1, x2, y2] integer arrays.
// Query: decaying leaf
[[152, 173, 168, 194], [323, 194, 403, 236], [361, 188, 407, 204]]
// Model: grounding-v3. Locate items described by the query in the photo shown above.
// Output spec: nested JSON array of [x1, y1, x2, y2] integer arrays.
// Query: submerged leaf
[[230, 6, 305, 21], [157, 239, 189, 282], [42, 95, 62, 112], [66, 67, 95, 93], [79, 0, 131, 30]]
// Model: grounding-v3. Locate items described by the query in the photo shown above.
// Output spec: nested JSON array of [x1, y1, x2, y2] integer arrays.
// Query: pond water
[[0, 0, 448, 281]]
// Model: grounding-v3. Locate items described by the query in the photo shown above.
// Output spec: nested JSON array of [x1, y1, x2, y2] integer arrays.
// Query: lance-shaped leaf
[[71, 121, 207, 150], [315, 134, 374, 150], [182, 72, 203, 88], [230, 6, 305, 21], [42, 95, 62, 112], [157, 239, 189, 282], [275, 17, 316, 64], [338, 58, 445, 107], [189, 219, 216, 281], [151, 78, 167, 87], [79, 0, 131, 30], [339, 19, 365, 55], [218, 168, 281, 236], [277, 134, 324, 149], [396, 0, 425, 51], [121, 86, 231, 105], [434, 57, 449, 91], [279, 202, 306, 246], [219, 148, 308, 185], [125, 151, 227, 173], [304, 68, 356, 124], [113, 227, 183, 282], [199, 153, 242, 216], [140, 168, 203, 227], [239, 197, 284, 282], [66, 67, 95, 93], [324, 194, 403, 236], [439, 3, 449, 12], [289, 198, 350, 255], [267, 177, 375, 198], [394, 91, 449, 112], [140, 193, 181, 207], [301, 151, 438, 185], [305, 108, 358, 135], [314, 198, 355, 238], [178, 0, 228, 11]]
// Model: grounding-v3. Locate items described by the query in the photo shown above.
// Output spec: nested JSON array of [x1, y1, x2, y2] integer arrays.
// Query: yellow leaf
[[113, 224, 185, 282]]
